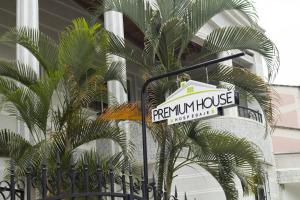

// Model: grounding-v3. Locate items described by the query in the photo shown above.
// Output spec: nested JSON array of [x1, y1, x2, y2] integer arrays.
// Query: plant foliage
[[96, 0, 279, 199], [0, 18, 132, 177]]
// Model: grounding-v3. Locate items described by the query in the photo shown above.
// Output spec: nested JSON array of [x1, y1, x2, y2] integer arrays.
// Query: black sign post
[[140, 52, 245, 199]]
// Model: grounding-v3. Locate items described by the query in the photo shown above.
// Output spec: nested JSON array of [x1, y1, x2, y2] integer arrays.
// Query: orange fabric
[[98, 103, 151, 122]]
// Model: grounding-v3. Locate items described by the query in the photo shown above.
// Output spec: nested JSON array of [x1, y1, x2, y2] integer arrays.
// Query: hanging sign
[[152, 80, 238, 125]]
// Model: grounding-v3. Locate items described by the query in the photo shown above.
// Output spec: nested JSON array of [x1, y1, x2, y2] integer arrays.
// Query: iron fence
[[0, 164, 24, 200], [0, 158, 183, 200]]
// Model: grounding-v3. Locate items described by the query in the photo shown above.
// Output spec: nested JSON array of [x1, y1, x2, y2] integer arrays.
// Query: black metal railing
[[0, 163, 24, 200], [0, 157, 185, 200], [238, 106, 263, 123]]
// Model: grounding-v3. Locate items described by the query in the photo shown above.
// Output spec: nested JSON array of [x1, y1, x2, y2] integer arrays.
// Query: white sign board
[[152, 80, 237, 125]]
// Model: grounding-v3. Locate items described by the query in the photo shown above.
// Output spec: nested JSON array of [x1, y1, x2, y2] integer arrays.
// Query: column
[[104, 11, 128, 104], [103, 10, 129, 154], [16, 0, 39, 140], [219, 52, 238, 117], [252, 52, 265, 79], [16, 0, 39, 74]]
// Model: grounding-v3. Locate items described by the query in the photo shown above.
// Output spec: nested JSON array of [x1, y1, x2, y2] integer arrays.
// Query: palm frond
[[200, 26, 279, 80], [13, 139, 53, 176], [78, 83, 107, 108], [0, 71, 60, 136], [186, 0, 257, 35], [0, 78, 37, 133], [0, 129, 32, 158], [103, 0, 153, 33], [202, 157, 239, 200], [156, 0, 191, 22], [0, 17, 136, 182], [232, 166, 262, 195], [75, 150, 128, 174], [28, 71, 62, 130], [105, 61, 127, 91], [0, 60, 38, 86], [148, 123, 165, 144], [0, 27, 59, 73], [68, 116, 128, 152], [59, 18, 101, 82], [155, 18, 186, 70], [147, 79, 177, 109], [208, 65, 279, 126], [168, 121, 262, 199], [106, 30, 151, 70], [201, 131, 261, 168]]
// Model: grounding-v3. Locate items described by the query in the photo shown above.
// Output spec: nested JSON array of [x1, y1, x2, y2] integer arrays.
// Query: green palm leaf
[[103, 0, 153, 33], [0, 60, 38, 86], [0, 129, 31, 158], [188, 124, 261, 199], [201, 26, 279, 80], [105, 61, 127, 91], [0, 18, 130, 181], [106, 30, 150, 70], [67, 114, 127, 152], [154, 121, 262, 199], [186, 0, 257, 36], [59, 18, 102, 82], [156, 0, 191, 22], [96, 0, 278, 199], [0, 27, 59, 73], [208, 65, 278, 126]]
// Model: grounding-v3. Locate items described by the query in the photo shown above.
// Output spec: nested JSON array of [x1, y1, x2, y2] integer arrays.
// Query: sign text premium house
[[152, 80, 238, 125]]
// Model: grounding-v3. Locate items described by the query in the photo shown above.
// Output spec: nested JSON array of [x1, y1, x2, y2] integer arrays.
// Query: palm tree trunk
[[166, 167, 174, 197], [165, 146, 176, 196]]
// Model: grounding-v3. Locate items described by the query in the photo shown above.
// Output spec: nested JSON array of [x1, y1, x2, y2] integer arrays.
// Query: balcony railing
[[238, 106, 263, 123]]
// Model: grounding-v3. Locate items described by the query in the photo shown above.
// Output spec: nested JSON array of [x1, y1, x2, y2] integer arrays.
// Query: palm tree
[[101, 103, 264, 199], [96, 0, 279, 199], [151, 122, 263, 198], [0, 18, 131, 179]]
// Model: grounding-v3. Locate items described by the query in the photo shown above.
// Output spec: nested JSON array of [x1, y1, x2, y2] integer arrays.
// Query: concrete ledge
[[277, 169, 300, 184]]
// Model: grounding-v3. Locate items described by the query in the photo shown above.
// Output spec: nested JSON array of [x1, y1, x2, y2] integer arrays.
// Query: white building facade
[[272, 84, 300, 200], [0, 1, 282, 200]]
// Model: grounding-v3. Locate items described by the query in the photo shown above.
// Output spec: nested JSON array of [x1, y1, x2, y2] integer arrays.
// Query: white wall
[[276, 153, 300, 169], [272, 85, 300, 200], [172, 162, 257, 200], [281, 183, 300, 200], [0, 157, 9, 180]]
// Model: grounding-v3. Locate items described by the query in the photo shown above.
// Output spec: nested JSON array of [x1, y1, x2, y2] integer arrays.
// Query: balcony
[[238, 106, 263, 123]]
